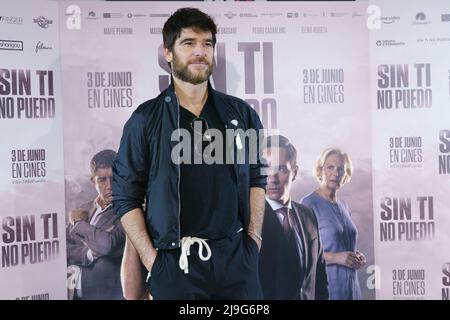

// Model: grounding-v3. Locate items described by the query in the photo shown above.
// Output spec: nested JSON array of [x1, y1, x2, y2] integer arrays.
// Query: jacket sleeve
[[66, 223, 91, 266], [112, 111, 149, 218], [68, 218, 125, 257], [66, 243, 91, 266], [248, 107, 267, 190]]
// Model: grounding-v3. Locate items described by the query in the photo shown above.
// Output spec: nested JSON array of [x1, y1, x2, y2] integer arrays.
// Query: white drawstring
[[178, 236, 211, 274]]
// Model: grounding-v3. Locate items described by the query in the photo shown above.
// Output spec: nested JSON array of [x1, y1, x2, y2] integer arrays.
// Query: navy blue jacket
[[112, 81, 267, 250]]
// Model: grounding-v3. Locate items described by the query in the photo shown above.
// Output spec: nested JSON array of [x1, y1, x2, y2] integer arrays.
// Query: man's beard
[[172, 53, 213, 85]]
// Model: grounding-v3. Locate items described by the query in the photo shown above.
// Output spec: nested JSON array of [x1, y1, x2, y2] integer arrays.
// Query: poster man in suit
[[66, 149, 125, 300], [259, 135, 329, 300]]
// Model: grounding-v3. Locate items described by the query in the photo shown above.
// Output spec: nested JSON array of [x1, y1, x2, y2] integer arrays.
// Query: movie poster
[[0, 0, 66, 300], [369, 0, 450, 300], [59, 1, 374, 300], [214, 2, 374, 300]]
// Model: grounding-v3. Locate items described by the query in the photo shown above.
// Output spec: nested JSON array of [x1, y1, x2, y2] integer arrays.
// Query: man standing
[[112, 8, 266, 299], [66, 149, 125, 300], [259, 135, 329, 300]]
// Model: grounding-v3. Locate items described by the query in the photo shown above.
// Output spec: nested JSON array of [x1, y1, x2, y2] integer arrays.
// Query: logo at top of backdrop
[[149, 13, 170, 18], [103, 12, 123, 19], [413, 12, 431, 25], [303, 12, 319, 18], [224, 12, 237, 19], [330, 12, 349, 18], [416, 13, 426, 20], [0, 15, 23, 24], [380, 16, 400, 24], [260, 13, 284, 18], [239, 13, 258, 18], [375, 39, 406, 47], [35, 41, 52, 53], [87, 11, 98, 20], [286, 12, 299, 18], [33, 16, 53, 28], [127, 13, 147, 19], [0, 39, 23, 51]]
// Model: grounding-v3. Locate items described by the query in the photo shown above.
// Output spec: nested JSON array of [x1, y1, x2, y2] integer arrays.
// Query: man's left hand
[[69, 208, 89, 226]]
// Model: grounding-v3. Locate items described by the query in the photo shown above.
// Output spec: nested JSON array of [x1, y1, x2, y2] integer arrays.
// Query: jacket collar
[[166, 76, 237, 126]]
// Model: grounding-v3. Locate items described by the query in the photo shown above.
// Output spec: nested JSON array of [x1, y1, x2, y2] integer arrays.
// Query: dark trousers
[[149, 232, 263, 300]]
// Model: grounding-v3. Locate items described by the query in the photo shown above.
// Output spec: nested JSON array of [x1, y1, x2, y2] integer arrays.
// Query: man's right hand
[[69, 208, 89, 226]]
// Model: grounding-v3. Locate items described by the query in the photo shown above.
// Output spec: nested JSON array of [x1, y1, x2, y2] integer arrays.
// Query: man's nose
[[267, 172, 279, 182], [193, 43, 207, 56]]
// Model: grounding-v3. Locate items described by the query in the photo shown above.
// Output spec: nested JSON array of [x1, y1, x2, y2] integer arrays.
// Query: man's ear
[[163, 47, 173, 64]]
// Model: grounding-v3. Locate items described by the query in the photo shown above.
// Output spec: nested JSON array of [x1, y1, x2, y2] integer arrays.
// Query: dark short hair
[[263, 135, 298, 167], [163, 7, 217, 51], [90, 149, 117, 177]]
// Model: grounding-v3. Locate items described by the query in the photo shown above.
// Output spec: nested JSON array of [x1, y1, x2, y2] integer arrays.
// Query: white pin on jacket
[[235, 134, 243, 150]]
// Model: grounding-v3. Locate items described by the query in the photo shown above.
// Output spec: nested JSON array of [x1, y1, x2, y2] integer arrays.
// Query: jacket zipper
[[175, 92, 181, 248]]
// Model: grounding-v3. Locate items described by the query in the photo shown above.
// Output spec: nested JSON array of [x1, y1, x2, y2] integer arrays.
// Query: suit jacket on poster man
[[66, 200, 126, 300], [259, 200, 329, 300]]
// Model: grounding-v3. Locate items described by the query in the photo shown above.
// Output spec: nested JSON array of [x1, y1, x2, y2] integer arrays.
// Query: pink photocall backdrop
[[0, 0, 449, 300]]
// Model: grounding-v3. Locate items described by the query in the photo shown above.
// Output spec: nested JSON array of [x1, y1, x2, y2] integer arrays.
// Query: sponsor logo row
[[91, 11, 450, 24], [0, 15, 53, 28], [377, 12, 450, 25], [1, 12, 448, 27], [0, 40, 52, 53]]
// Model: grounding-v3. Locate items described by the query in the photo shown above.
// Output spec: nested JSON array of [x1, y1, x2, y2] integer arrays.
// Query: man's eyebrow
[[179, 37, 196, 44], [179, 37, 213, 44]]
